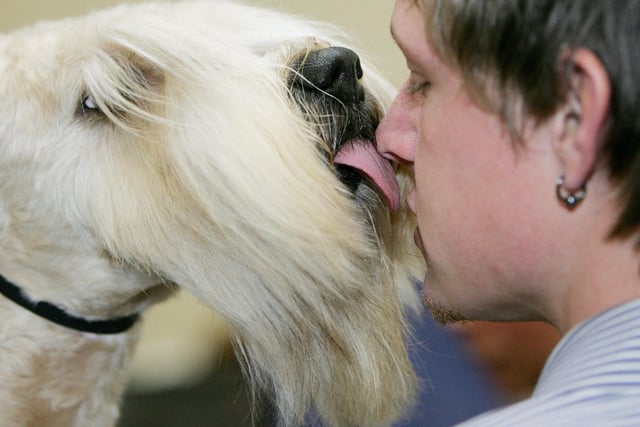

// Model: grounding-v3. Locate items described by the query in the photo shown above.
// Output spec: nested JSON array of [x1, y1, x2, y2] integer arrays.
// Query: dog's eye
[[82, 94, 100, 112]]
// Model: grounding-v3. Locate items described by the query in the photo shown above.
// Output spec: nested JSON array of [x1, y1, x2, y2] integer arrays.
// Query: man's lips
[[405, 189, 425, 254]]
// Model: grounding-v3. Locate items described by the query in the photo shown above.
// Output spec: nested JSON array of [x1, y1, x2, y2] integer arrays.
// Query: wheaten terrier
[[0, 1, 424, 426]]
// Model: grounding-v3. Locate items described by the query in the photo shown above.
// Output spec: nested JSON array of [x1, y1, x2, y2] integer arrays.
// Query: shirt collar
[[534, 298, 640, 396]]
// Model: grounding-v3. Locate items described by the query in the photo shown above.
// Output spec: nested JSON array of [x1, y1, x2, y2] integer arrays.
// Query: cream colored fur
[[0, 1, 424, 426]]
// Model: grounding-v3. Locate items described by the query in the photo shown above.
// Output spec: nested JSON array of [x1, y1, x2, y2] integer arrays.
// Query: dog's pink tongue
[[334, 139, 400, 211]]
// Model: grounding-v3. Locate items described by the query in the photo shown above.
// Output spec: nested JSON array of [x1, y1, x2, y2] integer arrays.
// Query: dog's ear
[[81, 45, 166, 132]]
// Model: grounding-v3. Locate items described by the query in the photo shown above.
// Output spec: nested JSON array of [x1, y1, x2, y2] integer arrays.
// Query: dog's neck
[[0, 292, 142, 426], [0, 222, 169, 426], [0, 276, 173, 427]]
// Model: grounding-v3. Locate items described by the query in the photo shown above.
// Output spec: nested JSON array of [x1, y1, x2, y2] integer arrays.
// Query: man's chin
[[424, 299, 468, 325]]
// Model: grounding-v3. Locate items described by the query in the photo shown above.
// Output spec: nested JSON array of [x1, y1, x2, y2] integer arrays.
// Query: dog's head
[[0, 2, 423, 426]]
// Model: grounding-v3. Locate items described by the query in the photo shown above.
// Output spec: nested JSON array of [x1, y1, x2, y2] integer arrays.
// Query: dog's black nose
[[292, 46, 365, 105]]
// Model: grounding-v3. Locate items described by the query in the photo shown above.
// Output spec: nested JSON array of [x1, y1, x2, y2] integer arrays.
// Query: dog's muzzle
[[288, 47, 400, 211]]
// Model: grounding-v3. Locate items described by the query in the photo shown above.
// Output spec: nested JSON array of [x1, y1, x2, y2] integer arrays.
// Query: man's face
[[377, 0, 561, 323]]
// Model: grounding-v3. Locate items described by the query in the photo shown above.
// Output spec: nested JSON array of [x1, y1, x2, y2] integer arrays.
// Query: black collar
[[0, 273, 139, 335]]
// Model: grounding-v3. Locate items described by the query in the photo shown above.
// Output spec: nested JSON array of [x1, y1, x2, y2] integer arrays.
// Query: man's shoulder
[[457, 387, 640, 426]]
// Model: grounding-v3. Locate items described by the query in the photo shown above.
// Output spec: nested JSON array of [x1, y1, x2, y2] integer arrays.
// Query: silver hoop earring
[[555, 175, 587, 209]]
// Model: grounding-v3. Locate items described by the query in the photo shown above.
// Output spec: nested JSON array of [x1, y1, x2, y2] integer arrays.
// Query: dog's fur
[[0, 1, 424, 426]]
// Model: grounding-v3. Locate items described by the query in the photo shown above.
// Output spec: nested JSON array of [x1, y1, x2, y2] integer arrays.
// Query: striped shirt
[[457, 298, 640, 426]]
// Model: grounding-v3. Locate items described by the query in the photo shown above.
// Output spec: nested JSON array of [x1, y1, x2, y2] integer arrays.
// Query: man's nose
[[375, 83, 417, 165]]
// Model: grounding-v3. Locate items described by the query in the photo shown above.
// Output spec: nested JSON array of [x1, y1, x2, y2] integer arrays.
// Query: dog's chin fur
[[0, 2, 424, 426]]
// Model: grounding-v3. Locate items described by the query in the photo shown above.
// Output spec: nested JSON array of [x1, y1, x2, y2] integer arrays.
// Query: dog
[[0, 1, 424, 426]]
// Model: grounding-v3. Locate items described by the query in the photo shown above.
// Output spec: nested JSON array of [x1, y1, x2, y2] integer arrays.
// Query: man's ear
[[553, 48, 611, 193]]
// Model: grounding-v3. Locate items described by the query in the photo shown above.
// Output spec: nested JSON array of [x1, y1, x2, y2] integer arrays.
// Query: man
[[377, 1, 640, 424]]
